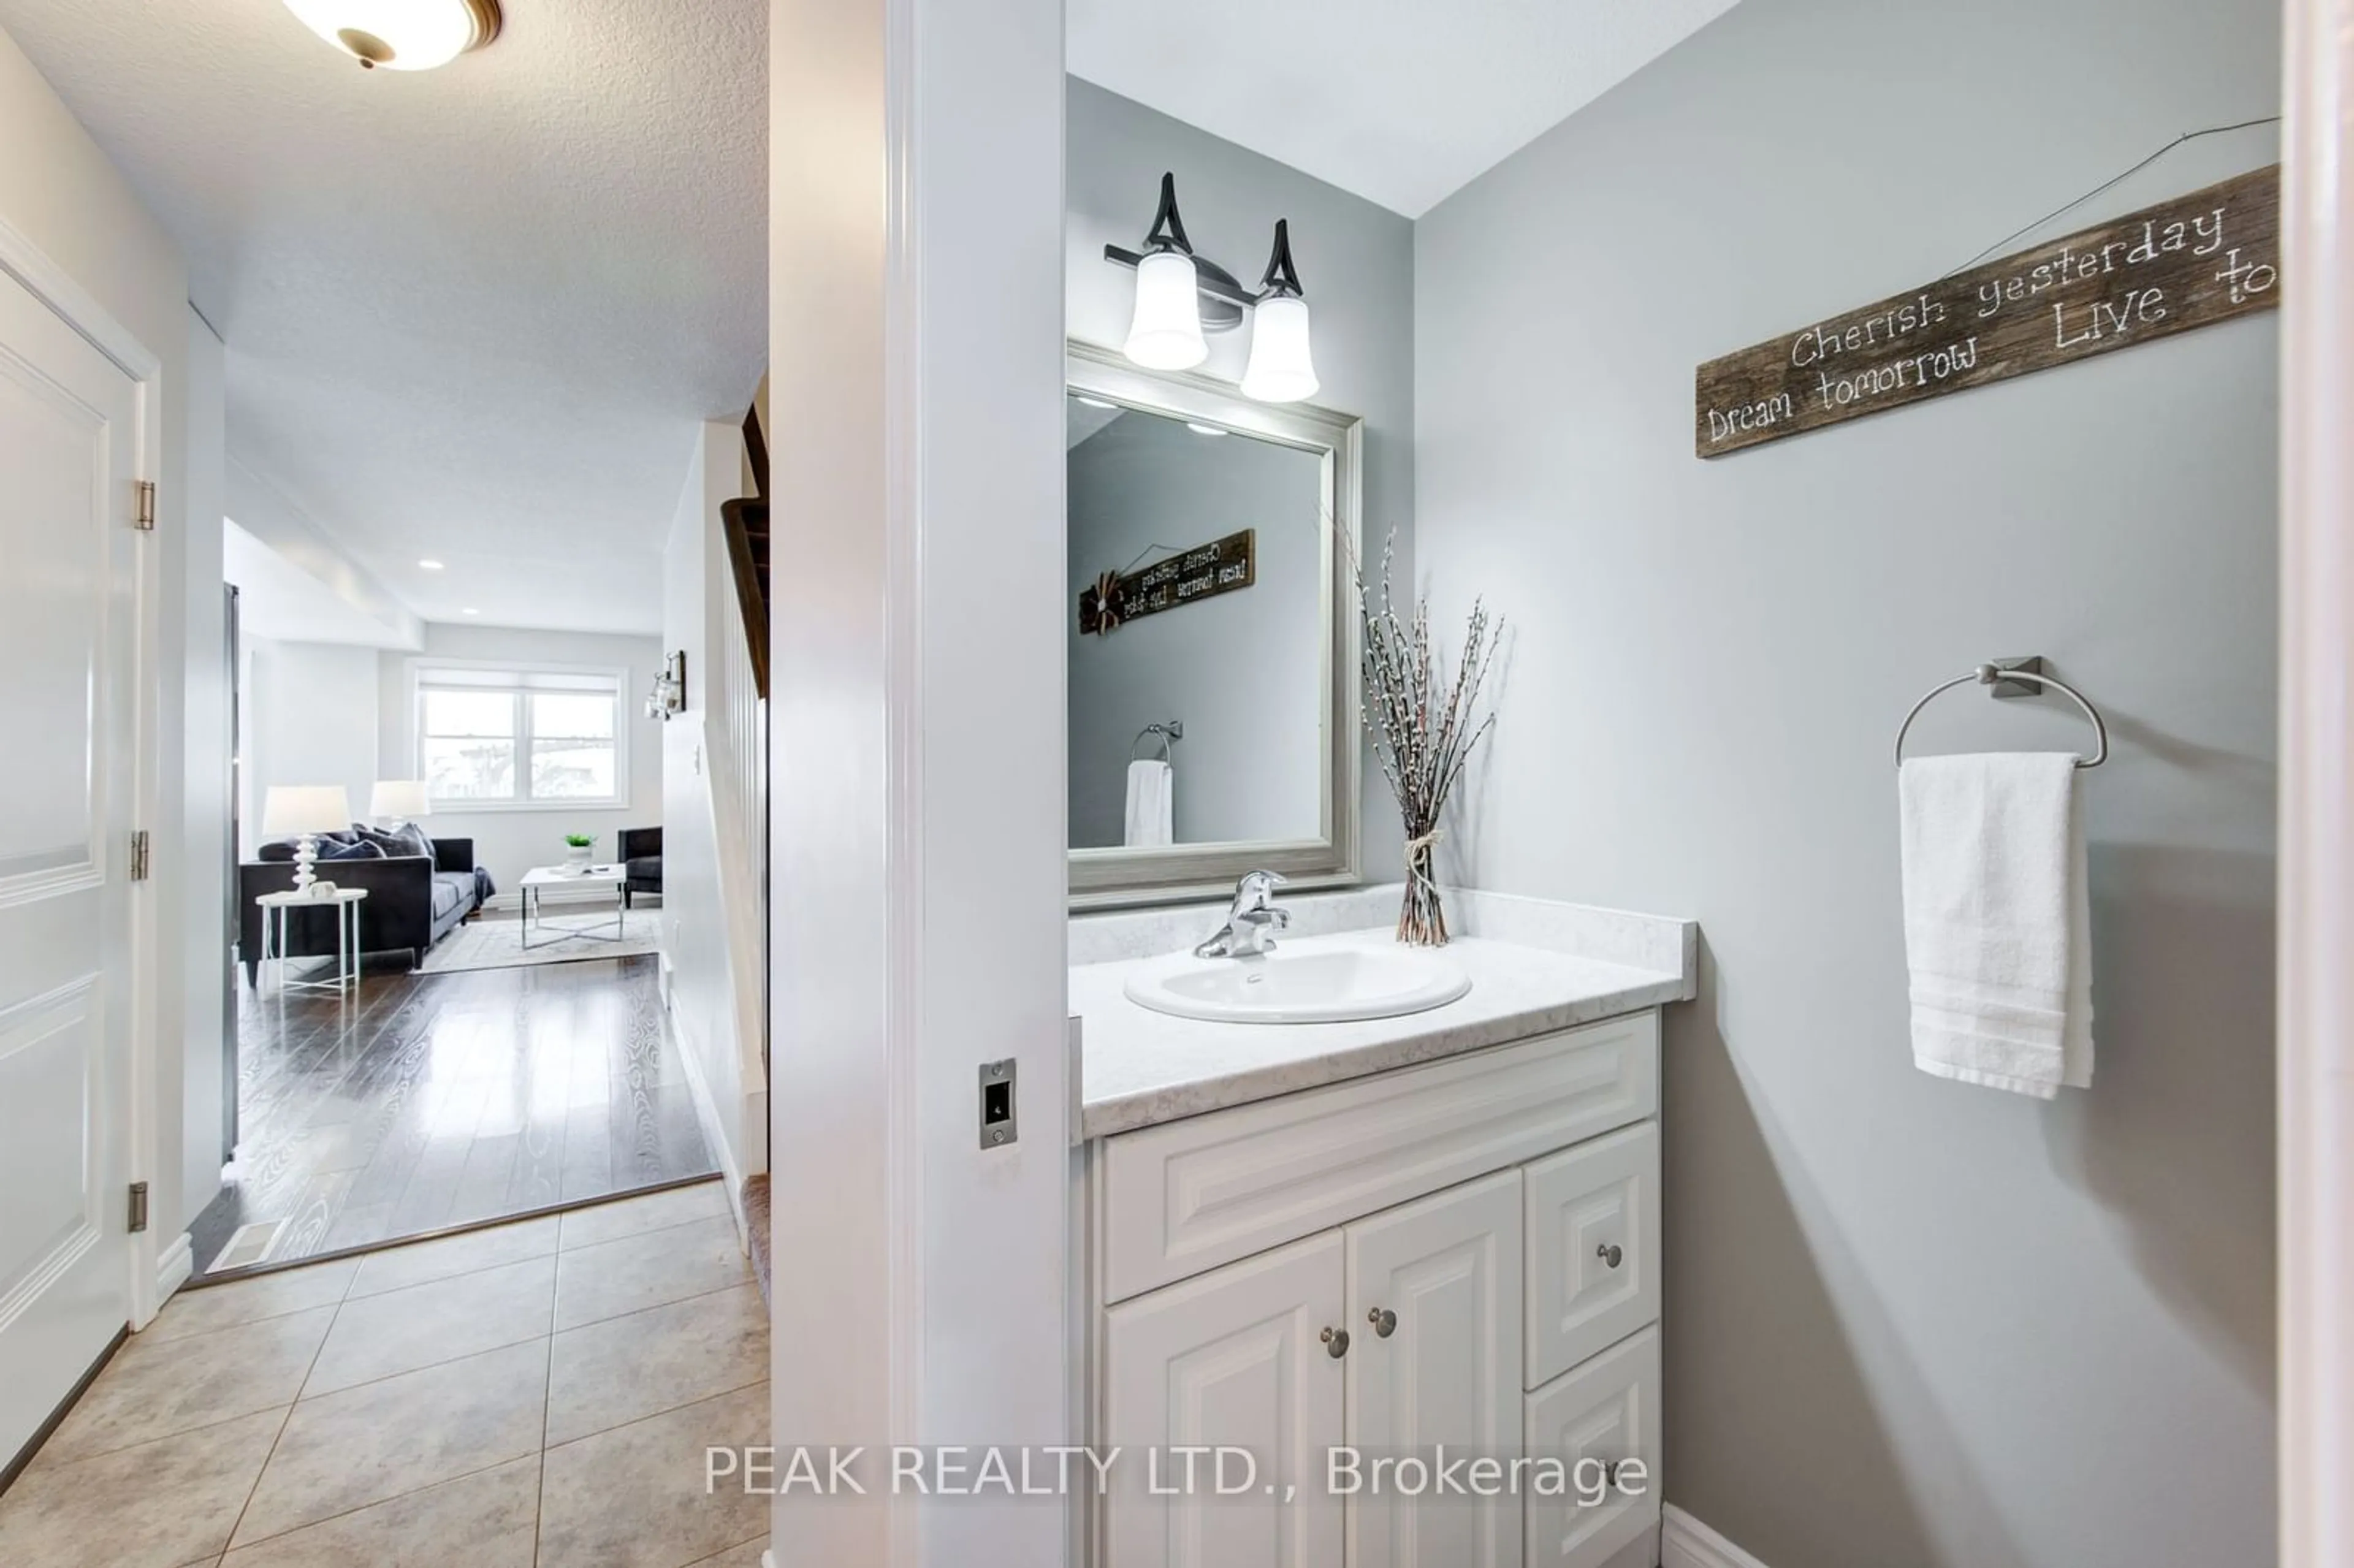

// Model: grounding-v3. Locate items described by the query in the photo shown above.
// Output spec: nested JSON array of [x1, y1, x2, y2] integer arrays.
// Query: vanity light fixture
[[1107, 173, 1320, 402], [281, 0, 501, 70], [1119, 174, 1214, 370], [1240, 221, 1320, 403]]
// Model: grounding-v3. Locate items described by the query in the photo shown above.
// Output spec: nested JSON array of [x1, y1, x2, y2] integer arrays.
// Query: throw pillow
[[319, 837, 387, 861], [357, 823, 436, 863]]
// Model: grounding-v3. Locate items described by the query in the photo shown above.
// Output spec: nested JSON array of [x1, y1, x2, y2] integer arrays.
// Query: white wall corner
[[1663, 1505, 1772, 1568]]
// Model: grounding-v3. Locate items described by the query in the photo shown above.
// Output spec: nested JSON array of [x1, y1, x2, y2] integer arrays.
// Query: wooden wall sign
[[1695, 164, 2279, 457], [1078, 528, 1256, 636]]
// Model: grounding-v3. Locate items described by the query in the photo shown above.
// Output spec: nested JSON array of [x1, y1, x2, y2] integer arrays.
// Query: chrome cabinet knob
[[1596, 1243, 1624, 1269], [1320, 1326, 1351, 1358], [1368, 1307, 1398, 1338]]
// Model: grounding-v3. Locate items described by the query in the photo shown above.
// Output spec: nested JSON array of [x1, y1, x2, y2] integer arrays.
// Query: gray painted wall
[[1068, 76, 1415, 878], [1067, 408, 1325, 848], [1412, 1, 2278, 1564]]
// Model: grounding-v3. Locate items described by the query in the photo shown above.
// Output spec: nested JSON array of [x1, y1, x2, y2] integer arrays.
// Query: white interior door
[[1103, 1231, 1347, 1568], [0, 265, 141, 1470], [1345, 1170, 1525, 1568]]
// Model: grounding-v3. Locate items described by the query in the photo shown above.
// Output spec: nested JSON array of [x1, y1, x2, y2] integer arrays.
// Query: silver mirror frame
[[1065, 340, 1364, 910]]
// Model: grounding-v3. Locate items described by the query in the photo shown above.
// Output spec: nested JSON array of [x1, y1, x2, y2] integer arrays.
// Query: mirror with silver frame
[[1066, 341, 1362, 908]]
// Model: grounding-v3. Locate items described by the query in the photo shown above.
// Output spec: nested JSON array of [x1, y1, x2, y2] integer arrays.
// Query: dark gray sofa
[[238, 835, 479, 981]]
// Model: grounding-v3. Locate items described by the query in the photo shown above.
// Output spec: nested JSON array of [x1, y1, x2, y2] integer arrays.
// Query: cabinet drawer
[[1102, 1012, 1658, 1303], [1523, 1327, 1662, 1568], [1523, 1123, 1661, 1388]]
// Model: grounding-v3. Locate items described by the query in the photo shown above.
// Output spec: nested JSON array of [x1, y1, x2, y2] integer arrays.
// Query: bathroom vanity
[[1070, 887, 1696, 1568]]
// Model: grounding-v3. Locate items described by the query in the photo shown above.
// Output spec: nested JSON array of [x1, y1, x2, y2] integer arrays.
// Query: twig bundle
[[1357, 531, 1501, 945]]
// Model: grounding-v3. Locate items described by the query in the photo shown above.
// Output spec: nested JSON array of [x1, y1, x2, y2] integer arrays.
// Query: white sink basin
[[1123, 942, 1472, 1025]]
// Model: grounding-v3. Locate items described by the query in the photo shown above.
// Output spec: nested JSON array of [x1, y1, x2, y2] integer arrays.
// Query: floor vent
[[207, 1220, 286, 1275]]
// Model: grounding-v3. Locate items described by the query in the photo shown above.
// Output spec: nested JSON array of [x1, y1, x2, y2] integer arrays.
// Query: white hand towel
[[1899, 753, 2094, 1098], [1124, 758, 1173, 848]]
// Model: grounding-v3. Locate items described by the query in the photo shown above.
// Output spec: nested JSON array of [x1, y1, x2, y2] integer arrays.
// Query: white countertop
[[1073, 889, 1696, 1140]]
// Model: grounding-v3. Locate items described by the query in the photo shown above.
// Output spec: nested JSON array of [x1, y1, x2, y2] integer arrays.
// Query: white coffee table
[[256, 886, 369, 995], [519, 864, 628, 950]]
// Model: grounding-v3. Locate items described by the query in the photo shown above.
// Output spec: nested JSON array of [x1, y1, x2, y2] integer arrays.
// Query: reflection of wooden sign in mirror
[[1078, 528, 1256, 636]]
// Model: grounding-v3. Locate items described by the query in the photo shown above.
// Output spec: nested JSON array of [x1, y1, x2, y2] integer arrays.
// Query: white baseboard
[[1663, 1505, 1772, 1568], [154, 1233, 193, 1306], [672, 1007, 750, 1248]]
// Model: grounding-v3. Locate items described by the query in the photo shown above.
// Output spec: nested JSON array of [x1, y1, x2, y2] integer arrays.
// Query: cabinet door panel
[[1523, 1327, 1662, 1568], [1524, 1123, 1661, 1387], [1104, 1231, 1346, 1568], [1346, 1169, 1524, 1568]]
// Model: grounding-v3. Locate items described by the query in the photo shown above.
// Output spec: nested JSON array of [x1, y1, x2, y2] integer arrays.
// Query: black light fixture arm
[[1256, 218, 1304, 300], [1102, 172, 1301, 329], [1141, 171, 1193, 256]]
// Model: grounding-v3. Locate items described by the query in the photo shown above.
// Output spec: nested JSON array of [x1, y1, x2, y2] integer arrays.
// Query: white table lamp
[[369, 779, 431, 826], [262, 785, 353, 894]]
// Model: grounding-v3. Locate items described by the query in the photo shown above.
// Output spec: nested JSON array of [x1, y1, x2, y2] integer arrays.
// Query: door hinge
[[129, 829, 151, 881], [134, 480, 157, 531], [128, 1181, 149, 1234]]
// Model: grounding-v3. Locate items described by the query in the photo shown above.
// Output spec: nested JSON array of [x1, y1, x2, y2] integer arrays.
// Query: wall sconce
[[646, 650, 687, 721], [1105, 173, 1320, 403]]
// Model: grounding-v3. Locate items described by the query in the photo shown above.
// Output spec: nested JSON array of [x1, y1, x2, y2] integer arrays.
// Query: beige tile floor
[[0, 1179, 771, 1568]]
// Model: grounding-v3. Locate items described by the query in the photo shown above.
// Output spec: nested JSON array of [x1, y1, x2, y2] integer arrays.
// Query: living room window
[[412, 662, 628, 808]]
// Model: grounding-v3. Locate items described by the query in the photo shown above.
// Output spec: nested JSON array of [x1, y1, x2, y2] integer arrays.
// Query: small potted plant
[[562, 832, 596, 871]]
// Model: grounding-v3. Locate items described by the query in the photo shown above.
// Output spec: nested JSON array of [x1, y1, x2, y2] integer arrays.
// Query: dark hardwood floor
[[188, 953, 715, 1281]]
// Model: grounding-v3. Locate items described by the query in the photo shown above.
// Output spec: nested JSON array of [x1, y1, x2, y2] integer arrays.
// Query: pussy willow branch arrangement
[[1358, 530, 1501, 946]]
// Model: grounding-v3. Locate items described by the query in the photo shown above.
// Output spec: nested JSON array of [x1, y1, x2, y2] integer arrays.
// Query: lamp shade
[[1241, 294, 1320, 403], [262, 785, 353, 837], [370, 780, 432, 819], [1124, 251, 1209, 370]]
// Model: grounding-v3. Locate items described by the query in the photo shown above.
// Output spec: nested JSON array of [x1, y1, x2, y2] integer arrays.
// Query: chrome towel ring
[[1132, 720, 1183, 763], [1894, 660, 2108, 770]]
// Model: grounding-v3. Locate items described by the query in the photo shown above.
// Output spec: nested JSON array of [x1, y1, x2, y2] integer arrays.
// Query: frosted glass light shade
[[1124, 252, 1209, 370], [370, 780, 432, 819], [1241, 294, 1320, 403], [263, 785, 354, 837], [281, 0, 498, 70]]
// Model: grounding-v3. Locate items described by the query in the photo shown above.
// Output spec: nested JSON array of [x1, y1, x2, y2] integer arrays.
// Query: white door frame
[[2278, 2, 2354, 1562], [768, 0, 1069, 1562], [0, 211, 168, 1332]]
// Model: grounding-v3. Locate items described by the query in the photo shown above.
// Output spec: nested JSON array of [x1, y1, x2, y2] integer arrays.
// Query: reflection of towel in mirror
[[1124, 759, 1173, 848]]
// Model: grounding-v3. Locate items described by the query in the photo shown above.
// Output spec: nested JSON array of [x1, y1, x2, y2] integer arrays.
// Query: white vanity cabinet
[[1086, 1010, 1666, 1568]]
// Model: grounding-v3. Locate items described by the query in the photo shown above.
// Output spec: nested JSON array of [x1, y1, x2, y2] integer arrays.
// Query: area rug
[[419, 905, 663, 973]]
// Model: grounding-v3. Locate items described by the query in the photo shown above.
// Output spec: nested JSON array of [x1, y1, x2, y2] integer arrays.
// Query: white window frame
[[405, 657, 632, 812]]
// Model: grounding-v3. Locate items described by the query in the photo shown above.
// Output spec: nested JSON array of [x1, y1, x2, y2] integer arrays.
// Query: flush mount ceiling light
[[282, 0, 501, 70], [417, 558, 444, 569], [1107, 173, 1320, 403]]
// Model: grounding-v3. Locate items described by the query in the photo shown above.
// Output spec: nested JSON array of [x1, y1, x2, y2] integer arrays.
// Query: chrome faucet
[[1195, 870, 1292, 959]]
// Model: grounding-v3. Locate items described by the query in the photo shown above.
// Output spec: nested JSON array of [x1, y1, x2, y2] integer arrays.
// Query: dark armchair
[[239, 836, 479, 980], [619, 826, 663, 909]]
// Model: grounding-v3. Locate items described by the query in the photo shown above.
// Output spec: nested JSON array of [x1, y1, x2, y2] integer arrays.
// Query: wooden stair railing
[[720, 499, 768, 700], [722, 402, 771, 701]]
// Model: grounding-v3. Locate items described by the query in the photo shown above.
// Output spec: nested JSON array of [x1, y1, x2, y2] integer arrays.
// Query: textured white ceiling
[[1069, 0, 1739, 218], [0, 0, 766, 634]]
